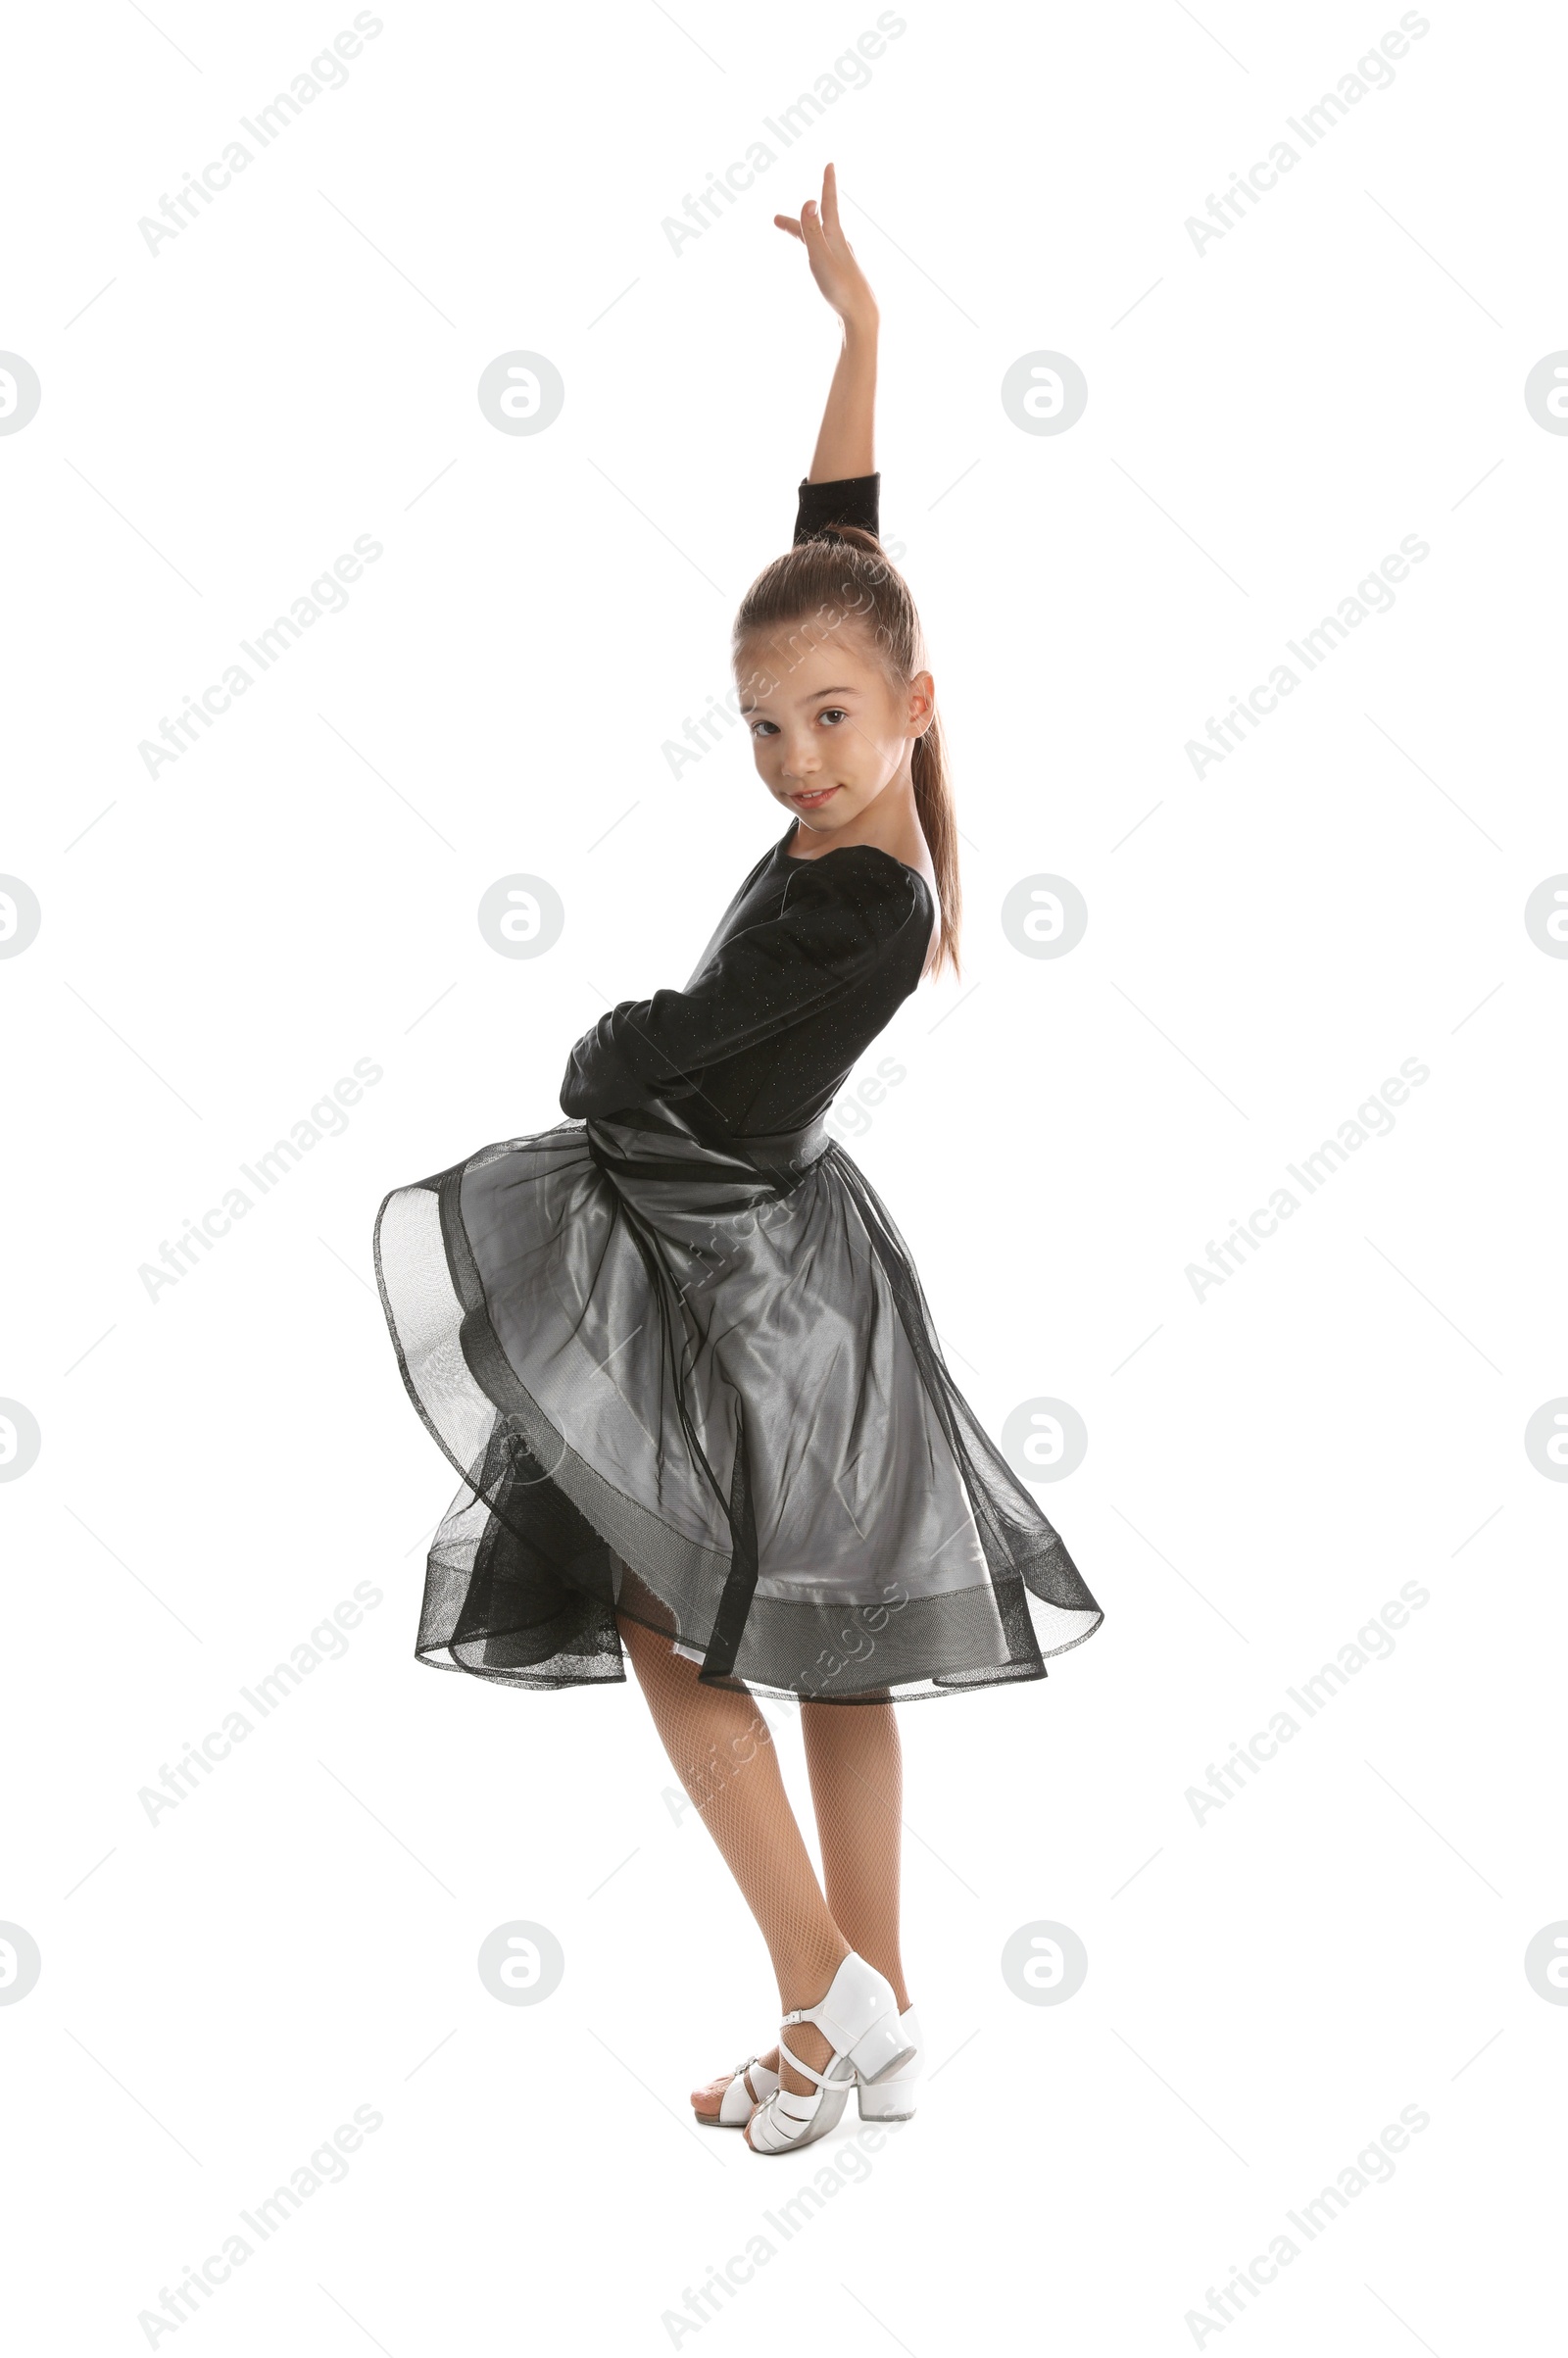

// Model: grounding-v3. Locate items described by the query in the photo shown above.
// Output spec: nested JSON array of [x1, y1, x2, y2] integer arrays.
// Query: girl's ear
[[906, 669, 936, 735]]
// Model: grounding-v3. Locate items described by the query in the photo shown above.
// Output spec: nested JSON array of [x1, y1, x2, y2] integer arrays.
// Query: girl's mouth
[[790, 785, 839, 809]]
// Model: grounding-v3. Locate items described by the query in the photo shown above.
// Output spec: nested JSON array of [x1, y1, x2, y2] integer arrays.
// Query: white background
[[2, 1, 1563, 2350]]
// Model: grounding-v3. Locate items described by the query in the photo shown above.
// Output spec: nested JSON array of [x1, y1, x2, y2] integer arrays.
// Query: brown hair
[[731, 523, 961, 979]]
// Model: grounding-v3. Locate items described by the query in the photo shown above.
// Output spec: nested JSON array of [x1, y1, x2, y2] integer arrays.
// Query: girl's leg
[[801, 1696, 912, 2012], [745, 1695, 911, 2083], [616, 1612, 845, 2095]]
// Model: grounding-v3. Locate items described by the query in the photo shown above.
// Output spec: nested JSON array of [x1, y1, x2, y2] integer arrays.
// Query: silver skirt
[[372, 1101, 1102, 1702]]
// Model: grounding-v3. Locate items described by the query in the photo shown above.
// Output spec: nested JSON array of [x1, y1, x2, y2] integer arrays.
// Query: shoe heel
[[847, 2015, 917, 2086], [857, 2081, 917, 2122]]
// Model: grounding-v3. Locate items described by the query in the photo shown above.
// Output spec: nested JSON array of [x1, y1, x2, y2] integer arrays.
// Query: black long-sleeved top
[[561, 472, 933, 1142]]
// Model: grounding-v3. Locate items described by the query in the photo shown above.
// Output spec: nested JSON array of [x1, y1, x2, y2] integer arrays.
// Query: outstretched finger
[[800, 196, 829, 252], [820, 161, 843, 237], [773, 214, 805, 240]]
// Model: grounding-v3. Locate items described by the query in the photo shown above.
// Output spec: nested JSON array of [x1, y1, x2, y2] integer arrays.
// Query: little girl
[[373, 164, 1103, 2154]]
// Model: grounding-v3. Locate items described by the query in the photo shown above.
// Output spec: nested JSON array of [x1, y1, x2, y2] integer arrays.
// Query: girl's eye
[[818, 708, 848, 726], [749, 718, 779, 737]]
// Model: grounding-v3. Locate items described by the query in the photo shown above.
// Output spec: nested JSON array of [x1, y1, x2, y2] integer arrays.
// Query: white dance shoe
[[744, 1953, 916, 2155], [697, 2000, 923, 2132]]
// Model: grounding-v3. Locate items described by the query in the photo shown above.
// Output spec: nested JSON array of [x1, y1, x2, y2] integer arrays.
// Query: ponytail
[[910, 711, 960, 981]]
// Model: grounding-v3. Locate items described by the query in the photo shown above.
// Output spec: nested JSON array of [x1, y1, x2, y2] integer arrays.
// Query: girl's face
[[735, 619, 933, 837]]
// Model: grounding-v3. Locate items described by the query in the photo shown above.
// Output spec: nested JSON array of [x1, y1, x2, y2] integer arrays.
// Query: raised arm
[[775, 162, 879, 484]]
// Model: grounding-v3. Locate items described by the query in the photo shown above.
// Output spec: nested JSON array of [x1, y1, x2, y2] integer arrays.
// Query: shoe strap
[[736, 2056, 774, 2103], [777, 2036, 855, 2093], [751, 2087, 819, 2146]]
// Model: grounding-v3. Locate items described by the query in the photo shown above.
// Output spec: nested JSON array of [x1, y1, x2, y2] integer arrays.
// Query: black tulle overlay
[[373, 1099, 1103, 1702]]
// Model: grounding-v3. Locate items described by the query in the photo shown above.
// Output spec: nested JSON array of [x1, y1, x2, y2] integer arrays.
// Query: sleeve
[[794, 472, 880, 547], [560, 851, 915, 1122]]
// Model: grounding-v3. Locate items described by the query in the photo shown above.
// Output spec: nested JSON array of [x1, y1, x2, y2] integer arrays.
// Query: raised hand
[[774, 163, 878, 330]]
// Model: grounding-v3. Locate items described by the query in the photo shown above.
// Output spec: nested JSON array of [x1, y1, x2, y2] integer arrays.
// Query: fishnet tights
[[617, 1612, 909, 2096]]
